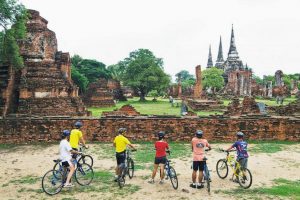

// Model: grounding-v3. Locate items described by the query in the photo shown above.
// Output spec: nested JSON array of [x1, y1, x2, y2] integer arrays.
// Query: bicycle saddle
[[53, 159, 61, 163]]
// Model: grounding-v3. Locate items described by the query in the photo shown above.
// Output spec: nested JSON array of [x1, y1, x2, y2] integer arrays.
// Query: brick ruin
[[224, 96, 260, 116], [0, 115, 299, 143], [102, 105, 141, 117], [193, 65, 203, 98], [83, 78, 115, 107], [0, 10, 88, 117], [224, 69, 252, 96]]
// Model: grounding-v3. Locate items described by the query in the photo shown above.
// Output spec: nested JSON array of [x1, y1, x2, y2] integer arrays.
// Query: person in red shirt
[[148, 131, 169, 184]]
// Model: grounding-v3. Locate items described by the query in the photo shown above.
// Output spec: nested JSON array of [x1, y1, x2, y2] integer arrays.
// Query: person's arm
[[128, 143, 136, 150], [207, 142, 212, 151], [226, 143, 235, 151]]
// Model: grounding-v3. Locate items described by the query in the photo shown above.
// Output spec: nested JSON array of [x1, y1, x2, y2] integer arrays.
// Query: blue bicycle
[[203, 157, 211, 194], [160, 151, 178, 189], [42, 157, 94, 195]]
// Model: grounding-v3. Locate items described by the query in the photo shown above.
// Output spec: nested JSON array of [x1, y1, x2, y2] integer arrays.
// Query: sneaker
[[189, 183, 197, 188], [159, 180, 164, 184], [148, 179, 154, 184], [64, 183, 74, 188], [197, 184, 204, 189]]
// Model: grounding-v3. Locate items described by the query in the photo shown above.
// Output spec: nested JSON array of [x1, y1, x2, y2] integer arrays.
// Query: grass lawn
[[88, 96, 297, 117]]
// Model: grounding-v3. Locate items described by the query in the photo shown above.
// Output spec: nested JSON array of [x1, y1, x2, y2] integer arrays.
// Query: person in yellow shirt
[[70, 121, 88, 152], [113, 128, 136, 180]]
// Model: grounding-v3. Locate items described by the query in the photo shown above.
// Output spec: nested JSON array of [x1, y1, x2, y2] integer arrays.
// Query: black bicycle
[[117, 148, 136, 188], [160, 151, 178, 190], [53, 145, 93, 171], [42, 158, 94, 195]]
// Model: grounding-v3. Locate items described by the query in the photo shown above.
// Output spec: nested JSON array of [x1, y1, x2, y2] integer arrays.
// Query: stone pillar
[[268, 81, 272, 97], [275, 70, 283, 87], [178, 74, 182, 98], [193, 65, 202, 98]]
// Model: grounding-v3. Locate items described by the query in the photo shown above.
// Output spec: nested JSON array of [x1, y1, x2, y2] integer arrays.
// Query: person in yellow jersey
[[70, 121, 88, 155], [113, 128, 136, 181]]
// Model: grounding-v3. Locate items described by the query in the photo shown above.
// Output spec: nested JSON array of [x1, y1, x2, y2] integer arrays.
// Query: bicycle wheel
[[216, 159, 228, 179], [78, 155, 94, 168], [127, 158, 134, 179], [204, 167, 211, 194], [237, 168, 252, 189], [42, 170, 63, 195], [75, 163, 94, 186], [169, 166, 178, 190]]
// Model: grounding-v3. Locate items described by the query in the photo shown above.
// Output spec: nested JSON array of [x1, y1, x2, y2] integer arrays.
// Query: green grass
[[4, 175, 40, 186], [222, 179, 300, 199], [249, 140, 298, 154]]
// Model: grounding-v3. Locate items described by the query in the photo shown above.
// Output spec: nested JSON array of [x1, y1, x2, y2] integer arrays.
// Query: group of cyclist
[[59, 121, 249, 189]]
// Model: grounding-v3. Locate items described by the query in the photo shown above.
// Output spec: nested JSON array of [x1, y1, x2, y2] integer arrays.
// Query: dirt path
[[0, 143, 299, 200]]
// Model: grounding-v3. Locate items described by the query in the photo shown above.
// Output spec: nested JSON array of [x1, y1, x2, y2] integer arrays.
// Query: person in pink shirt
[[190, 130, 211, 189]]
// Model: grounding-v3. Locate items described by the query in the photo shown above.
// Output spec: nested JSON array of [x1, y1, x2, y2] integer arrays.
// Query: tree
[[0, 0, 27, 69], [71, 55, 112, 93], [119, 49, 170, 101], [202, 67, 224, 93], [107, 64, 125, 81], [252, 75, 263, 85], [175, 70, 194, 83]]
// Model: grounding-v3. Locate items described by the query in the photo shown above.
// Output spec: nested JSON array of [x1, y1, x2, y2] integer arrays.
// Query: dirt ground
[[0, 143, 299, 200]]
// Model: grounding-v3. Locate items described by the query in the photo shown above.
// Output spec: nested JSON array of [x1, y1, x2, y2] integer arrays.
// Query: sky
[[20, 0, 300, 80]]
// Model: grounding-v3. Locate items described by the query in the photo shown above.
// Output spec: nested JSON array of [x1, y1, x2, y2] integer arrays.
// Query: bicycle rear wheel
[[78, 155, 94, 168], [42, 170, 63, 195], [127, 158, 134, 179], [216, 159, 228, 179], [238, 168, 252, 189], [75, 163, 94, 186], [169, 166, 178, 190]]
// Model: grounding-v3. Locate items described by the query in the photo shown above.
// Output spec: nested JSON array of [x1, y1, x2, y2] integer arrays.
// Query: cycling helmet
[[158, 131, 165, 139], [195, 130, 203, 138], [62, 130, 70, 137], [236, 131, 244, 137], [118, 128, 127, 134], [75, 121, 82, 128]]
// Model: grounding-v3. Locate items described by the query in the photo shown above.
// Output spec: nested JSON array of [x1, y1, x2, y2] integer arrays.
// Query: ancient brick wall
[[0, 116, 299, 143]]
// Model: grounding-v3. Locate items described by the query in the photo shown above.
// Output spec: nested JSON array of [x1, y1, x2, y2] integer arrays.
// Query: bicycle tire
[[78, 155, 94, 168], [42, 169, 63, 195], [216, 159, 228, 179], [75, 163, 94, 186], [205, 167, 211, 194], [53, 162, 59, 171], [127, 158, 134, 179], [169, 166, 178, 190], [238, 168, 252, 189]]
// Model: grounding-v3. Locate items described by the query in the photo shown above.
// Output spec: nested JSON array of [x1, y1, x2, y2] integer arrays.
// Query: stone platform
[[187, 99, 224, 111]]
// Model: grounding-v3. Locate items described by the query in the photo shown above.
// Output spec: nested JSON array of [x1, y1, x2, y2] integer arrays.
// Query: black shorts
[[193, 161, 205, 171], [62, 161, 70, 167], [72, 148, 78, 159], [154, 156, 167, 165], [116, 151, 126, 165]]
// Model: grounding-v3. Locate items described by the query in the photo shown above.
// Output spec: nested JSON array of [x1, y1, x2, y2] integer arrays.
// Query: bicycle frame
[[225, 152, 243, 177]]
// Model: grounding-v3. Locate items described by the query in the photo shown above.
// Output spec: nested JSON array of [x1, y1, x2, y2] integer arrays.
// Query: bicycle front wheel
[[204, 167, 211, 194], [238, 168, 252, 189], [78, 155, 94, 168], [216, 159, 228, 179], [127, 158, 134, 179], [75, 163, 94, 186], [42, 170, 63, 195], [169, 166, 178, 190]]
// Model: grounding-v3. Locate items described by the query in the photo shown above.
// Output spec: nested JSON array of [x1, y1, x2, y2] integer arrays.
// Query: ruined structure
[[215, 36, 225, 69], [207, 45, 213, 68], [0, 10, 88, 116], [272, 70, 290, 99], [83, 79, 115, 107], [193, 65, 203, 98], [224, 96, 260, 116], [102, 105, 141, 117], [224, 68, 252, 96]]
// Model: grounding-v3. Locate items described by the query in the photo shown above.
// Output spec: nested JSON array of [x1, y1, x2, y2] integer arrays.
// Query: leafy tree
[[107, 64, 124, 81], [0, 0, 27, 69], [71, 55, 111, 92], [175, 70, 194, 82], [202, 67, 224, 93], [71, 66, 89, 93], [252, 75, 263, 85], [119, 49, 170, 101]]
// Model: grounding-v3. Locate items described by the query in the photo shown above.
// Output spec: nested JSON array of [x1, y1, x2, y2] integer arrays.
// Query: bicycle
[[117, 148, 136, 188], [42, 157, 94, 195], [216, 149, 252, 189], [160, 151, 178, 190], [53, 144, 93, 171]]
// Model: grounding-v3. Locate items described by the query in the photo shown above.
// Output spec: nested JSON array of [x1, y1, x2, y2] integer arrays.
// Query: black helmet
[[236, 132, 244, 137], [195, 130, 203, 138], [75, 121, 82, 128], [158, 131, 165, 139], [62, 130, 70, 137], [118, 128, 127, 134]]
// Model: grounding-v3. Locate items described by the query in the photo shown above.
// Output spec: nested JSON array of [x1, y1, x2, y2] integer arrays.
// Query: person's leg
[[65, 163, 75, 186], [159, 164, 165, 183], [151, 164, 159, 179], [190, 161, 198, 188], [197, 161, 205, 188]]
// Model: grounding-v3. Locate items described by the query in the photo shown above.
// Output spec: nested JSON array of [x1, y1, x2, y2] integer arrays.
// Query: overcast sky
[[20, 0, 300, 80]]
